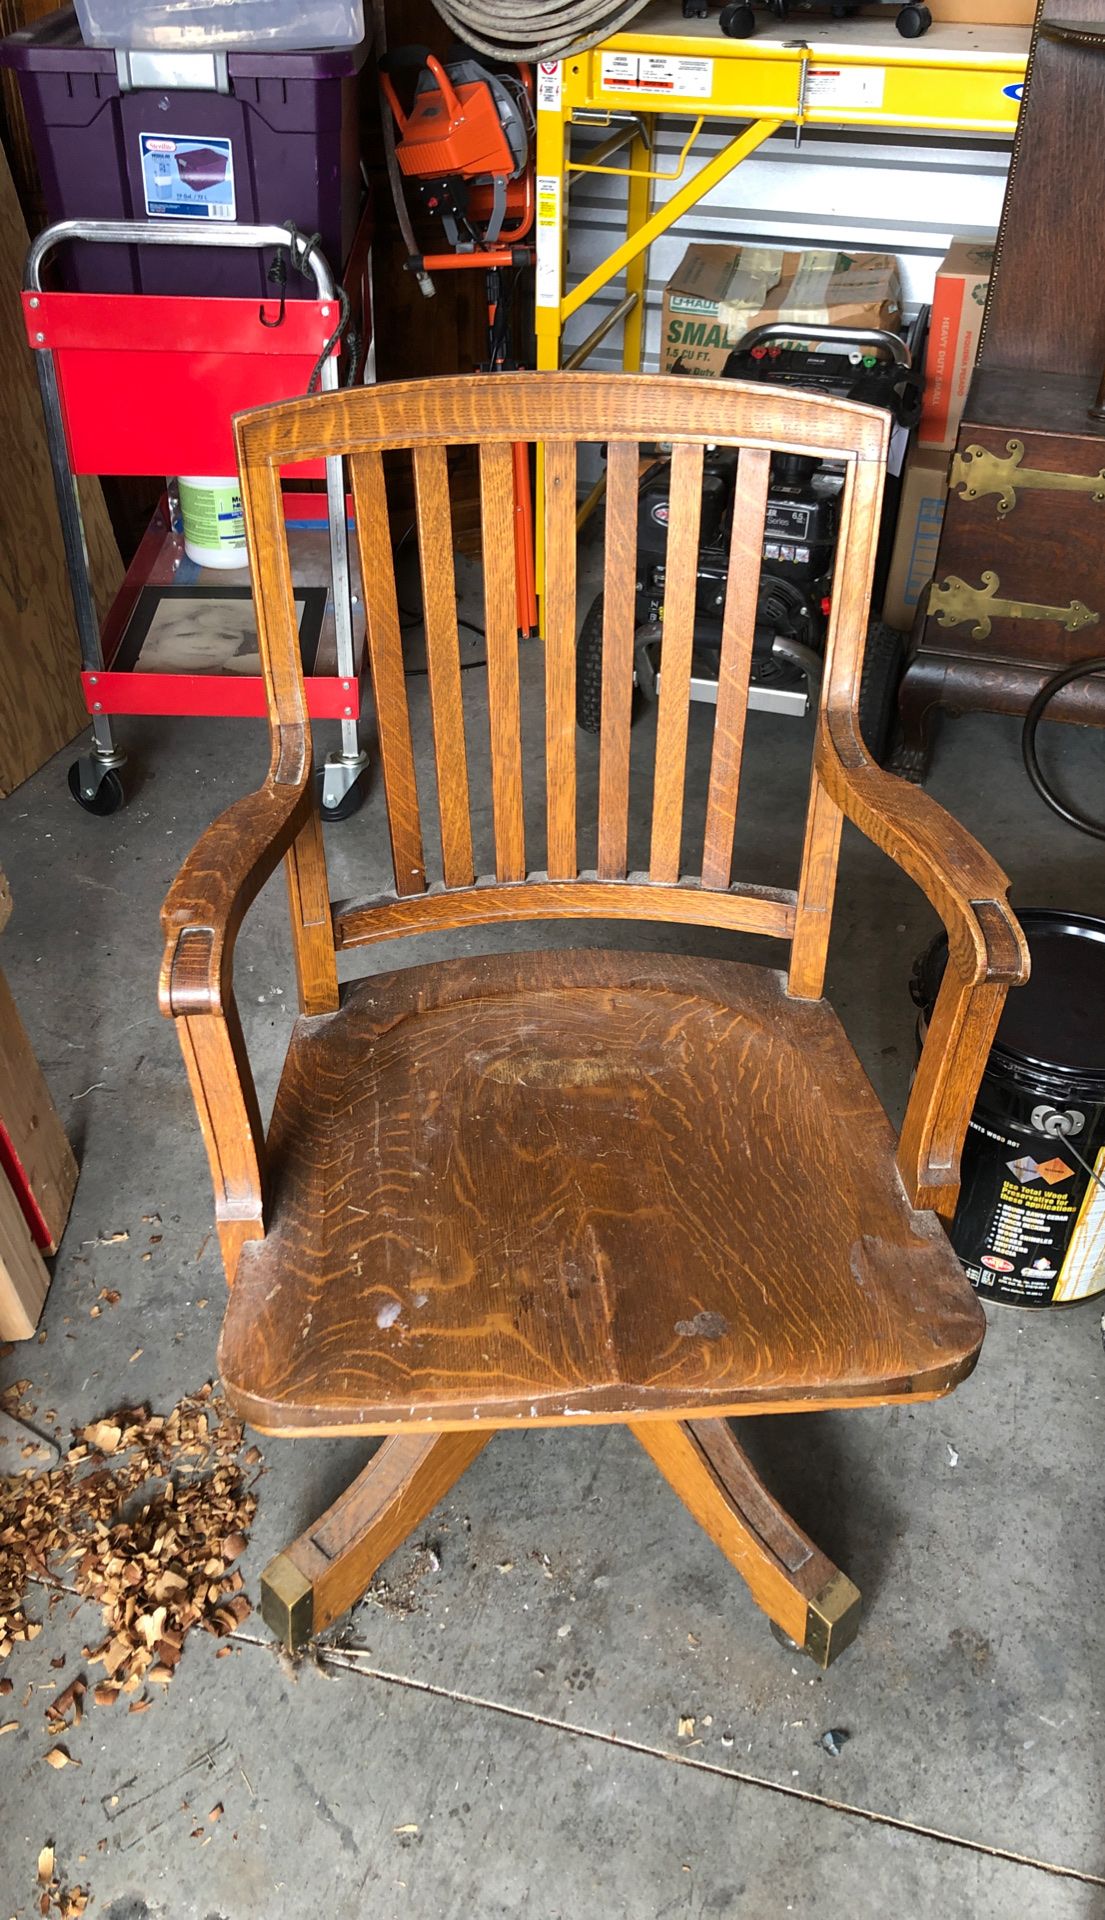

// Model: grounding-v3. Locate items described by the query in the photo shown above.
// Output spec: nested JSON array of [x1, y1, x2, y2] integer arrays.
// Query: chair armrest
[[816, 710, 1028, 989], [159, 774, 311, 1019], [816, 711, 1029, 1218], [159, 753, 313, 1285]]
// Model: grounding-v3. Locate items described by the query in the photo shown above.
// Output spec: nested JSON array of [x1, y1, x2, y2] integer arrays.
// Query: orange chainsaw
[[379, 48, 534, 270], [380, 47, 537, 632]]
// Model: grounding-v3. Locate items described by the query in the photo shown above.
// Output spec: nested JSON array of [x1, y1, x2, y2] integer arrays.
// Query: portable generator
[[576, 314, 926, 761]]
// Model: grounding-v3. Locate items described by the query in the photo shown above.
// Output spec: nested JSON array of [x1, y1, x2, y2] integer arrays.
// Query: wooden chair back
[[233, 372, 890, 1005]]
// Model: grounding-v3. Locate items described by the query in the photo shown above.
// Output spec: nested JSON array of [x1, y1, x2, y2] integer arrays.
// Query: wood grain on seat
[[219, 949, 984, 1437]]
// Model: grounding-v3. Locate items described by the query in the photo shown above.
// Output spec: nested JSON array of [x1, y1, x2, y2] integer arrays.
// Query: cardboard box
[[919, 239, 994, 450], [928, 0, 1034, 22], [661, 245, 903, 378], [882, 448, 949, 633]]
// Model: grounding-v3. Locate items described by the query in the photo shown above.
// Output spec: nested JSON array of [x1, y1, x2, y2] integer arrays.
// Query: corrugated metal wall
[[561, 122, 1011, 370]]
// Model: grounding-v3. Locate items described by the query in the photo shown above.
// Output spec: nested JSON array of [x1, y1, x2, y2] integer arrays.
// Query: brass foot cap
[[260, 1552, 314, 1651], [804, 1571, 861, 1669]]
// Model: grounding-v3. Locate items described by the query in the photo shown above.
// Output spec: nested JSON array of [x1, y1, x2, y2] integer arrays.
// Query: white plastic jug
[[178, 475, 247, 570]]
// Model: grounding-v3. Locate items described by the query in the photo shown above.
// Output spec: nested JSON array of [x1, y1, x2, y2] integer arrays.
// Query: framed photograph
[[114, 585, 327, 678]]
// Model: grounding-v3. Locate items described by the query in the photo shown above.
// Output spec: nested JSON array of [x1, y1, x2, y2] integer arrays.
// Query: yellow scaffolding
[[532, 3, 1029, 611]]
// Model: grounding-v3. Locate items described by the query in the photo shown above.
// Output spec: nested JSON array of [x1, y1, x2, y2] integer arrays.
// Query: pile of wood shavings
[[1, 1382, 260, 1702], [36, 1843, 87, 1918]]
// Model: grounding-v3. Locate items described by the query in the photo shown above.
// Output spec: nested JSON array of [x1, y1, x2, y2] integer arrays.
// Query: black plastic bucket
[[913, 909, 1105, 1309]]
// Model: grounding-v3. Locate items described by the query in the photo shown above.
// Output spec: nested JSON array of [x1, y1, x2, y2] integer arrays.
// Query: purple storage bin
[[0, 6, 367, 297]]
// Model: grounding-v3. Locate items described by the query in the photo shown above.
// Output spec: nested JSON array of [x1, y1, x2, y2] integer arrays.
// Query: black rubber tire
[[576, 592, 606, 734], [67, 761, 125, 816], [896, 3, 931, 35], [315, 766, 367, 821], [857, 621, 906, 765], [720, 4, 757, 33]]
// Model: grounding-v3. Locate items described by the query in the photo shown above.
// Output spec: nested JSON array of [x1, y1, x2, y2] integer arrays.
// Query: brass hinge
[[950, 438, 1105, 516], [930, 570, 1101, 641]]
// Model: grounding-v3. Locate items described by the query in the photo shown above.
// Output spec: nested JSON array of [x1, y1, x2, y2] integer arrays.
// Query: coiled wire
[[428, 0, 655, 62]]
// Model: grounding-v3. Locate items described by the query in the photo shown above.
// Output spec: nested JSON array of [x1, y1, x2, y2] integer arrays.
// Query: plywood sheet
[[0, 144, 122, 797]]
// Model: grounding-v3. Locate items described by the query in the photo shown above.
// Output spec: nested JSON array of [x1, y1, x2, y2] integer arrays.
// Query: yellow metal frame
[[568, 115, 705, 180], [532, 12, 1029, 613]]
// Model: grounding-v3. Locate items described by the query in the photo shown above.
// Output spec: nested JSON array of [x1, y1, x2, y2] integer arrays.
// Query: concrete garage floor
[[2, 611, 1104, 1919]]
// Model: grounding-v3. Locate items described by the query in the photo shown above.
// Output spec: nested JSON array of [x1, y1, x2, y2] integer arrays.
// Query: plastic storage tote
[[0, 6, 367, 297], [72, 0, 363, 52]]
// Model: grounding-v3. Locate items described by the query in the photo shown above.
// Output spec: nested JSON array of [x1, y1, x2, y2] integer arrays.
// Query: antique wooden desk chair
[[160, 373, 1027, 1663]]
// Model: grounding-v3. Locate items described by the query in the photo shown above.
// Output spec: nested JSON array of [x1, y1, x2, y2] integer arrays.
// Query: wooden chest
[[892, 368, 1105, 777]]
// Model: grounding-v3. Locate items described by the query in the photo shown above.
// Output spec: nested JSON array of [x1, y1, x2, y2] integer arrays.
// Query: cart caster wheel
[[68, 761, 125, 816], [896, 3, 931, 34], [769, 1619, 803, 1655], [682, 0, 709, 14], [316, 766, 366, 822], [720, 3, 757, 31]]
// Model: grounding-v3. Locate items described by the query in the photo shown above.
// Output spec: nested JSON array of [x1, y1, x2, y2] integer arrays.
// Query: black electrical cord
[[258, 223, 356, 392], [1021, 655, 1105, 840]]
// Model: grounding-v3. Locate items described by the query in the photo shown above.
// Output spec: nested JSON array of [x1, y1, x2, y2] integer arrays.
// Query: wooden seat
[[159, 371, 1028, 1667], [220, 949, 983, 1434]]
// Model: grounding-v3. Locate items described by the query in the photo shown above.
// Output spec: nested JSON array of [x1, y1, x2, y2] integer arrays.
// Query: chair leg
[[630, 1418, 861, 1669], [261, 1430, 492, 1650]]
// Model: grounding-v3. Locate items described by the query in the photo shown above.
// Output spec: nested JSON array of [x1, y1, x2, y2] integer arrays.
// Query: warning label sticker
[[535, 172, 562, 310], [139, 133, 235, 220], [537, 59, 562, 112], [805, 65, 886, 111], [1054, 1145, 1105, 1303], [600, 52, 714, 98]]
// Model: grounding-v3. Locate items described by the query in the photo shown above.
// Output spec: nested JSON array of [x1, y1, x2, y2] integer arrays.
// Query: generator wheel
[[858, 621, 906, 764], [720, 4, 757, 34], [896, 3, 931, 33], [576, 592, 606, 734]]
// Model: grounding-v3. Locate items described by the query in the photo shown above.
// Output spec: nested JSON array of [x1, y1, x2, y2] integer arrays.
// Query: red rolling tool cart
[[23, 215, 373, 818]]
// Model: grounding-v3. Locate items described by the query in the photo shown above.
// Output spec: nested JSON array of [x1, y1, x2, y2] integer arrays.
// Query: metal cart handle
[[736, 321, 912, 368], [24, 219, 337, 302]]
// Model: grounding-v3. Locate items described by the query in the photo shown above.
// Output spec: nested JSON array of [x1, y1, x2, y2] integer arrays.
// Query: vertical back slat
[[479, 442, 526, 882], [413, 444, 475, 889], [648, 440, 705, 885], [701, 446, 771, 890], [350, 452, 427, 897], [596, 439, 640, 880], [543, 438, 578, 880]]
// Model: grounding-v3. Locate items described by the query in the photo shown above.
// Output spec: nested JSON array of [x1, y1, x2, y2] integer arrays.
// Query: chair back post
[[233, 373, 891, 994], [787, 455, 888, 1000]]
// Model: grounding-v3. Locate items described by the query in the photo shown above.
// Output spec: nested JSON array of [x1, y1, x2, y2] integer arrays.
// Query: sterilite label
[[805, 66, 886, 110], [600, 53, 714, 97], [139, 132, 235, 220]]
